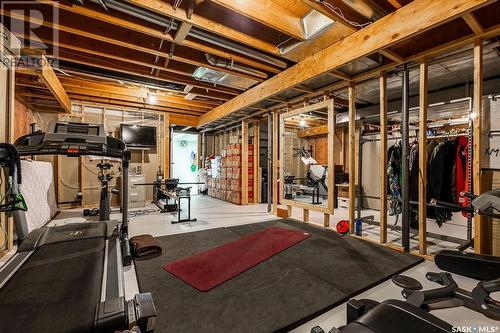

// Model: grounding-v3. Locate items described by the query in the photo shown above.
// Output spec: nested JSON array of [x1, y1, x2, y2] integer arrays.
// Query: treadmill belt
[[0, 238, 105, 333]]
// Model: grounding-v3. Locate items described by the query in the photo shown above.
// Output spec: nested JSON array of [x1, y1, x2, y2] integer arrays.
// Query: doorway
[[172, 132, 199, 194]]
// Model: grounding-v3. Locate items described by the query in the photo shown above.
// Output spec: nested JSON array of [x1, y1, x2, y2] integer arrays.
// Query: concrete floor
[[2, 195, 497, 332]]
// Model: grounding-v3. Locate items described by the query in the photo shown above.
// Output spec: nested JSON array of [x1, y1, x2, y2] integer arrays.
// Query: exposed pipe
[[190, 29, 287, 69], [89, 0, 287, 69], [204, 53, 268, 79]]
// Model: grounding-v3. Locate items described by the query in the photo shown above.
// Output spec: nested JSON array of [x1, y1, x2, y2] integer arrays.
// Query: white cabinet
[[129, 174, 146, 209]]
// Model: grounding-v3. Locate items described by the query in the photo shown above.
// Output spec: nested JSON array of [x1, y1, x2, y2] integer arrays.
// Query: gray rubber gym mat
[[134, 219, 423, 333]]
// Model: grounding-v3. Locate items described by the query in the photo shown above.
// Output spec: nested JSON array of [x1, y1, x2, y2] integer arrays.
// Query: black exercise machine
[[143, 178, 197, 224], [311, 189, 500, 333], [0, 122, 157, 333], [153, 178, 180, 213]]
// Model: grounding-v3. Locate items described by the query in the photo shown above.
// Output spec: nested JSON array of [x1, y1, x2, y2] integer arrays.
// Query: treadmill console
[[15, 121, 128, 160]]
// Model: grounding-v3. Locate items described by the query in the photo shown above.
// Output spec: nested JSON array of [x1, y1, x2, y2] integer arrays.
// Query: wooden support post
[[380, 72, 388, 243], [242, 120, 249, 205], [324, 213, 330, 228], [303, 209, 309, 222], [253, 120, 260, 204], [473, 39, 490, 254], [348, 84, 356, 234], [418, 60, 428, 254], [287, 205, 292, 217], [164, 114, 170, 178], [272, 112, 279, 214]]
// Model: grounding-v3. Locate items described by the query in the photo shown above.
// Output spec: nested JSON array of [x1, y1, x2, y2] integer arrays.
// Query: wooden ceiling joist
[[125, 0, 281, 55], [210, 0, 306, 40], [43, 1, 281, 74], [4, 11, 268, 85], [198, 0, 495, 126]]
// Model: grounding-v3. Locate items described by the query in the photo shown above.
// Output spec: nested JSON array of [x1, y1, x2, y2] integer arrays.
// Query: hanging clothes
[[387, 142, 402, 216], [428, 138, 460, 226], [455, 136, 469, 216], [409, 142, 420, 229]]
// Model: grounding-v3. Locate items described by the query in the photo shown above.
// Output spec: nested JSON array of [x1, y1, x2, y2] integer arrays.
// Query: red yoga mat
[[164, 227, 310, 291]]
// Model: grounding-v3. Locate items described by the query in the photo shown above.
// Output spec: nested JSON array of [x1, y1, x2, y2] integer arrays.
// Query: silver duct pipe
[[89, 0, 287, 69], [190, 29, 287, 69], [204, 53, 268, 79]]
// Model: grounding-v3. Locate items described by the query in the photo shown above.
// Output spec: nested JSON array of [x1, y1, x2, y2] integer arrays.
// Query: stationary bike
[[84, 161, 119, 221]]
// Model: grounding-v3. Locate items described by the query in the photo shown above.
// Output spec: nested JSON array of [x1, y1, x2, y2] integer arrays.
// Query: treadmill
[[0, 122, 156, 333]]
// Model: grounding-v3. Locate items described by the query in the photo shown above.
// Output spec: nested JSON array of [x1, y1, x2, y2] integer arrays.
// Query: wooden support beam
[[473, 38, 490, 254], [198, 0, 493, 126], [174, 22, 193, 43], [297, 125, 328, 138], [272, 112, 279, 214], [126, 0, 281, 55], [463, 13, 484, 35], [324, 214, 330, 228], [327, 71, 352, 81], [303, 209, 309, 222], [242, 120, 249, 205], [379, 72, 388, 244], [379, 49, 405, 62], [387, 0, 402, 9], [253, 121, 260, 204], [418, 60, 428, 254], [348, 84, 356, 234], [211, 0, 305, 40], [36, 54, 72, 113]]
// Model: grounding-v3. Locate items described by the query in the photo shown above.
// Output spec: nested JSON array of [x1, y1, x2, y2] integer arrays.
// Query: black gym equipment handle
[[472, 278, 500, 314], [405, 273, 457, 307]]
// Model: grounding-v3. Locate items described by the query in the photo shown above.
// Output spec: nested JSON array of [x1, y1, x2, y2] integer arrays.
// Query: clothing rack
[[357, 95, 474, 253]]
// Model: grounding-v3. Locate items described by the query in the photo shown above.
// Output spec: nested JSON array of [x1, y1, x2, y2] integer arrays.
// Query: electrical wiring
[[319, 0, 373, 29]]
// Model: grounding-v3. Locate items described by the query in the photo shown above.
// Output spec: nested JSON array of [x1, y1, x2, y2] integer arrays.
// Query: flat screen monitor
[[120, 124, 157, 149]]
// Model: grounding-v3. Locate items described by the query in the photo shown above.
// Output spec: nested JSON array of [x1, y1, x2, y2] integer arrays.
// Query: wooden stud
[[272, 111, 279, 214], [303, 209, 309, 222], [348, 84, 356, 234], [473, 39, 490, 254], [324, 213, 330, 228], [242, 120, 249, 205], [164, 114, 171, 178], [418, 60, 428, 254], [380, 72, 388, 244], [327, 98, 335, 214], [253, 121, 260, 204]]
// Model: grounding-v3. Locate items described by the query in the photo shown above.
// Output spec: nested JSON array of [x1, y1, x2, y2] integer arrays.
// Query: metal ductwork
[[204, 54, 268, 79], [192, 66, 260, 90], [88, 0, 287, 69]]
